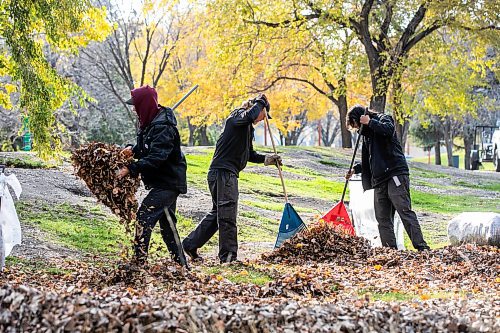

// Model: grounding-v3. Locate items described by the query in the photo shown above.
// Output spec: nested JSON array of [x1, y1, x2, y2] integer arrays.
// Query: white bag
[[349, 176, 405, 249], [0, 172, 23, 269], [448, 212, 500, 246]]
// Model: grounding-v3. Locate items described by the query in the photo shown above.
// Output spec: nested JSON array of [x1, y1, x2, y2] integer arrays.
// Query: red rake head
[[321, 202, 356, 235]]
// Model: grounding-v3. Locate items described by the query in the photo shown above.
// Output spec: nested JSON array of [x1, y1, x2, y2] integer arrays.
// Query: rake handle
[[264, 114, 288, 203], [171, 85, 199, 111], [341, 107, 368, 203], [340, 132, 363, 203]]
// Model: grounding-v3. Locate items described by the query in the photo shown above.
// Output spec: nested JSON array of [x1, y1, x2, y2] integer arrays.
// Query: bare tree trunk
[[434, 140, 442, 165], [198, 125, 210, 146], [443, 117, 454, 167], [187, 117, 195, 146], [370, 94, 387, 113], [464, 135, 473, 170], [445, 139, 454, 167], [395, 121, 410, 150], [392, 65, 410, 149], [321, 112, 340, 147], [337, 94, 352, 148]]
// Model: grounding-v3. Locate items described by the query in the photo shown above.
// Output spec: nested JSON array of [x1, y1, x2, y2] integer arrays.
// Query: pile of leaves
[[0, 284, 497, 332], [71, 142, 140, 230], [262, 222, 372, 265]]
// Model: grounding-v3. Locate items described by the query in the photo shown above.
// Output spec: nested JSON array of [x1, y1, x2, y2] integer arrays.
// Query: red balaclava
[[130, 85, 160, 130]]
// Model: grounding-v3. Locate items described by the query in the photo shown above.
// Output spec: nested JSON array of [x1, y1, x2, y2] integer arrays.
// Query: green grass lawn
[[411, 190, 499, 214], [16, 201, 129, 255], [412, 152, 496, 171], [186, 150, 345, 201]]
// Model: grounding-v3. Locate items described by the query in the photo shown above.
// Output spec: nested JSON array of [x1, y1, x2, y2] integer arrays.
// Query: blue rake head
[[274, 203, 306, 248]]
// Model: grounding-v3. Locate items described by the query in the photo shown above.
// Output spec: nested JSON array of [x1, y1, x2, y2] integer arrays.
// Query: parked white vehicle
[[470, 124, 500, 172]]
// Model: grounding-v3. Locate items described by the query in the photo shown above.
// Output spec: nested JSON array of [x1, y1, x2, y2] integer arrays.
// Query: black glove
[[353, 163, 362, 174], [254, 94, 270, 112]]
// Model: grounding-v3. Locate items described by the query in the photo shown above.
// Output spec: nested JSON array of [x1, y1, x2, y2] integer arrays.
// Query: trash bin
[[452, 155, 459, 168], [22, 132, 32, 151]]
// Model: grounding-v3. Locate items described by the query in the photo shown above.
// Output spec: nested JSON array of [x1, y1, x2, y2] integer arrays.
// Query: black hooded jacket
[[353, 113, 409, 190], [128, 107, 187, 193], [210, 102, 266, 176]]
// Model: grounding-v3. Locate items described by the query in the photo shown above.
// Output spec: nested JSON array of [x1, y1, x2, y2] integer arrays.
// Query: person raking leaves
[[345, 105, 430, 251], [182, 94, 282, 263], [117, 85, 188, 265]]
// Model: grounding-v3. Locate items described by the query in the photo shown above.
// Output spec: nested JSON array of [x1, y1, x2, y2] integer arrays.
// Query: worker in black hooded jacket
[[345, 105, 430, 251], [182, 94, 282, 263], [118, 85, 187, 264]]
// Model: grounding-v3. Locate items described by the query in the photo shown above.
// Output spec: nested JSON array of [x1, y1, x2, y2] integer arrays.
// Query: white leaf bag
[[348, 176, 405, 249], [448, 212, 500, 246], [0, 172, 22, 269]]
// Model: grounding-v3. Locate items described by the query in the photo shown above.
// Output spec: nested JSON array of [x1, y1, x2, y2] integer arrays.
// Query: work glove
[[264, 154, 282, 167], [345, 163, 362, 179], [253, 94, 270, 112]]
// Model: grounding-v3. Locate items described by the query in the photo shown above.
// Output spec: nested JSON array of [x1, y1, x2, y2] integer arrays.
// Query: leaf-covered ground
[[1, 236, 498, 332]]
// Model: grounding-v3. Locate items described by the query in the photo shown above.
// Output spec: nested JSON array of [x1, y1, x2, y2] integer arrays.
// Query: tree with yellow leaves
[[0, 0, 111, 157], [205, 0, 498, 149]]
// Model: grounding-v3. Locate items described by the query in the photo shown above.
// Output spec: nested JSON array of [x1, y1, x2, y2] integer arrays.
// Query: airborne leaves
[[71, 142, 140, 231]]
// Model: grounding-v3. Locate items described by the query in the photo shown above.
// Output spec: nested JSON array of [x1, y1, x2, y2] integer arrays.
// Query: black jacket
[[128, 107, 187, 193], [210, 102, 266, 176], [353, 113, 409, 190]]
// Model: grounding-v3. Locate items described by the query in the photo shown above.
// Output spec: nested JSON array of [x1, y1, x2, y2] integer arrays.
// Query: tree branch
[[403, 22, 442, 53], [249, 76, 339, 104], [242, 13, 320, 28], [361, 0, 375, 19], [460, 24, 499, 31], [395, 3, 427, 56], [375, 0, 393, 51]]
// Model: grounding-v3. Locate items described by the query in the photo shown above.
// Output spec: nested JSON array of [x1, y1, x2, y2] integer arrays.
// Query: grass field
[[412, 151, 496, 171]]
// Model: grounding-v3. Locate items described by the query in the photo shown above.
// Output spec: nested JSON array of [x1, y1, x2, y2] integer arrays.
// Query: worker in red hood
[[118, 85, 187, 265]]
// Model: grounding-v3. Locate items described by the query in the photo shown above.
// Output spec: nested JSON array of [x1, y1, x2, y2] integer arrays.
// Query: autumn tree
[[76, 0, 186, 127], [0, 0, 110, 157], [161, 9, 221, 146], [217, 1, 498, 148], [207, 0, 370, 147], [410, 116, 443, 164], [404, 29, 497, 168]]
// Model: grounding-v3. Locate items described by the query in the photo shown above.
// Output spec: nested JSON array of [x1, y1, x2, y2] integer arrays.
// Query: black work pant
[[183, 169, 239, 262], [134, 188, 183, 263], [374, 175, 430, 251]]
